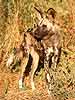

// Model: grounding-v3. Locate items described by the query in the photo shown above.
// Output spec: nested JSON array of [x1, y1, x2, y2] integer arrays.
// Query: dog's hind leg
[[19, 53, 29, 89], [30, 47, 39, 91]]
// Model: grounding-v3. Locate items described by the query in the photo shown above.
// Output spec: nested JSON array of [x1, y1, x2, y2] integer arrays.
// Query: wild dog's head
[[33, 7, 57, 40], [33, 25, 49, 40]]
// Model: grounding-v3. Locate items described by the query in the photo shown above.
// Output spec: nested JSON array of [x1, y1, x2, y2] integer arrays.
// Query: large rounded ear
[[34, 7, 43, 20], [47, 8, 56, 19]]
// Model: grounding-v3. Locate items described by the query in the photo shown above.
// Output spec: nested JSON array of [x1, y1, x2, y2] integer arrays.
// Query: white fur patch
[[19, 78, 23, 89], [47, 73, 50, 82], [6, 54, 14, 67], [49, 47, 53, 53], [31, 81, 35, 91], [55, 47, 58, 54], [52, 56, 54, 63]]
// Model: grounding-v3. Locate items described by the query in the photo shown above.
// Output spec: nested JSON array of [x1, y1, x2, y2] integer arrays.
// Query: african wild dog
[[6, 7, 61, 96], [32, 7, 61, 95]]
